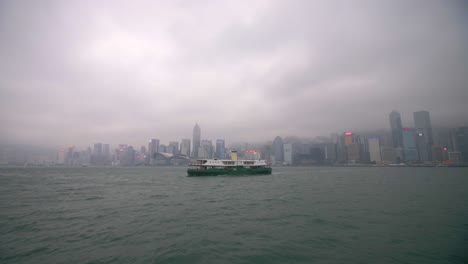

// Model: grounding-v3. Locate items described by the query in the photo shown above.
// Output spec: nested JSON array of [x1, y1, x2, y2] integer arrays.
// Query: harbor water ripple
[[1, 167, 467, 263]]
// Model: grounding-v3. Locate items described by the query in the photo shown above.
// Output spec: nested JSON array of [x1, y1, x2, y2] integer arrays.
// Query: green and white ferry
[[187, 159, 272, 176]]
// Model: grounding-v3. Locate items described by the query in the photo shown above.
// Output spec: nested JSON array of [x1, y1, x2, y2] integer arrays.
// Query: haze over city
[[1, 0, 467, 148]]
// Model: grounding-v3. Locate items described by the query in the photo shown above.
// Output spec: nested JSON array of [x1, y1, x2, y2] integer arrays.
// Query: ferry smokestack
[[231, 151, 238, 161]]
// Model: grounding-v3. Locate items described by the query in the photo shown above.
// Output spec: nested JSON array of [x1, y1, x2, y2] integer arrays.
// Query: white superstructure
[[191, 159, 269, 167]]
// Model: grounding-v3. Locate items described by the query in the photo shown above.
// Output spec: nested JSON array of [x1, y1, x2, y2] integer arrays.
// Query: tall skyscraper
[[93, 143, 103, 156], [413, 111, 433, 161], [148, 139, 160, 159], [93, 143, 103, 165], [389, 111, 404, 148], [402, 128, 419, 162], [346, 143, 361, 164], [215, 139, 225, 159], [368, 138, 382, 163], [102, 144, 110, 164], [344, 132, 353, 145], [283, 143, 293, 165], [272, 136, 284, 164], [180, 139, 191, 157], [452, 126, 468, 162], [192, 123, 201, 158]]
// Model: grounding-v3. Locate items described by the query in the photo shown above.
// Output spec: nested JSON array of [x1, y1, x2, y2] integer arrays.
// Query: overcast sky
[[1, 0, 467, 148]]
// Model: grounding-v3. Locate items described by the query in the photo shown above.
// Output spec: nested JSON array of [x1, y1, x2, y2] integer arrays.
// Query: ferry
[[187, 159, 272, 176]]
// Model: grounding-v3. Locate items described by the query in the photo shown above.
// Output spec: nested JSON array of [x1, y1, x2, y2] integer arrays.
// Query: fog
[[1, 0, 467, 147]]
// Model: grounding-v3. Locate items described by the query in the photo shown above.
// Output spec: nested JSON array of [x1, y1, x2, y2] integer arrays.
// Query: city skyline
[[0, 110, 466, 150], [1, 108, 467, 166]]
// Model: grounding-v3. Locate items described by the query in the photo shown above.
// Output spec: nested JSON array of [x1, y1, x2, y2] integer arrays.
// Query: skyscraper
[[452, 126, 468, 162], [215, 139, 225, 159], [180, 139, 191, 157], [402, 128, 419, 162], [93, 143, 103, 165], [413, 111, 433, 161], [192, 123, 201, 158], [199, 140, 213, 159], [368, 138, 382, 163], [148, 139, 160, 160], [389, 111, 404, 148], [272, 136, 284, 164], [283, 143, 293, 165]]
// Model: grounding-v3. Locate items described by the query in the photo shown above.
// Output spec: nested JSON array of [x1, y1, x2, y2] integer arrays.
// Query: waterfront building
[[198, 140, 213, 159], [57, 148, 66, 164], [192, 123, 201, 158], [244, 149, 262, 160], [102, 144, 110, 164], [451, 126, 468, 162], [215, 139, 226, 159], [180, 139, 191, 157], [344, 132, 353, 145], [168, 142, 180, 155], [431, 145, 444, 162], [140, 145, 146, 155], [336, 134, 347, 163], [381, 147, 396, 163], [448, 152, 461, 162], [261, 144, 272, 162], [323, 143, 337, 164], [346, 143, 361, 164], [159, 144, 167, 153], [120, 146, 135, 166], [272, 136, 284, 164], [402, 128, 419, 162], [389, 111, 404, 148], [413, 111, 434, 161], [93, 143, 103, 156], [284, 144, 293, 165], [148, 139, 160, 159], [65, 146, 75, 165], [368, 138, 382, 163]]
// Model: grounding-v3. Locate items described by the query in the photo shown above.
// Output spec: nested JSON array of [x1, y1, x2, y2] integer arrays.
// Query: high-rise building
[[381, 147, 396, 163], [192, 123, 201, 158], [272, 136, 284, 164], [344, 132, 353, 145], [140, 145, 146, 155], [148, 139, 160, 159], [102, 144, 110, 164], [346, 143, 361, 164], [451, 126, 468, 162], [159, 144, 167, 153], [402, 128, 419, 162], [168, 142, 179, 154], [57, 148, 66, 164], [389, 111, 404, 148], [284, 144, 293, 165], [413, 111, 433, 161], [93, 143, 103, 156], [199, 140, 213, 159], [180, 139, 191, 157], [431, 145, 444, 162], [368, 138, 382, 163], [215, 139, 225, 159], [323, 143, 337, 164]]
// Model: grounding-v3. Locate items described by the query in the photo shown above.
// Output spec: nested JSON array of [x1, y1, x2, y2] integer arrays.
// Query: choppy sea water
[[1, 166, 467, 264]]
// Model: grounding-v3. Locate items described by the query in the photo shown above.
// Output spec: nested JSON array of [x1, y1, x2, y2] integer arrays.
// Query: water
[[1, 167, 467, 264]]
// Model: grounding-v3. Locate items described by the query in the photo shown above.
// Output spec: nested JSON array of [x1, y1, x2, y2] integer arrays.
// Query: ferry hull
[[187, 167, 272, 176]]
